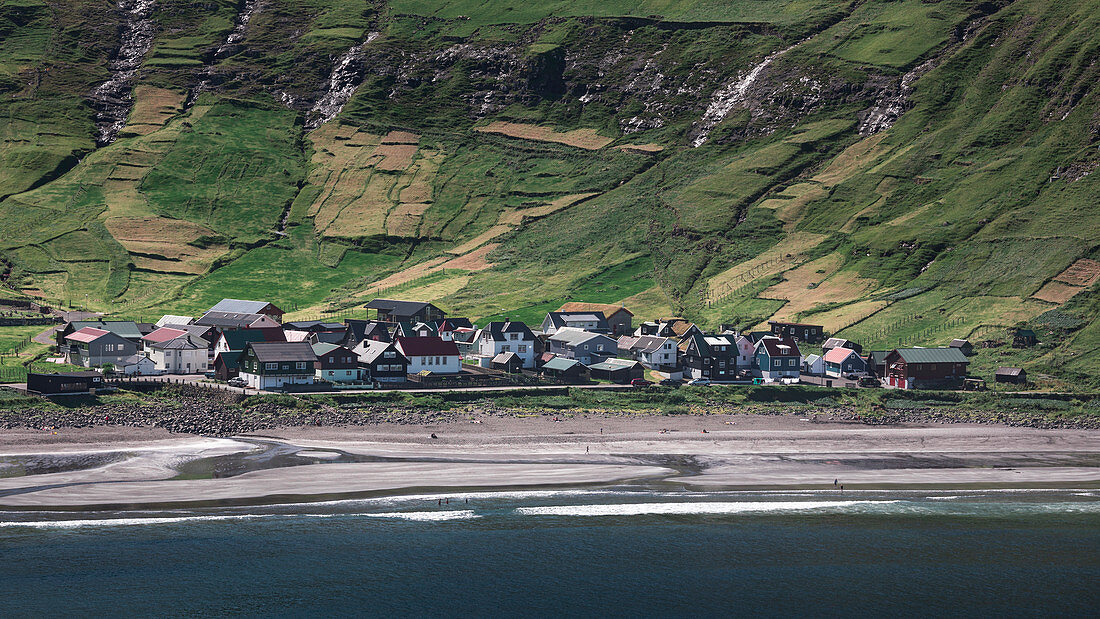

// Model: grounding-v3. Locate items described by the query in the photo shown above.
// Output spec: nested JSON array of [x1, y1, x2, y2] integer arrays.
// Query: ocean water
[[2, 489, 1098, 616]]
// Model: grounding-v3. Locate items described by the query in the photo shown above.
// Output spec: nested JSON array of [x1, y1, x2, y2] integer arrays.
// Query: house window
[[384, 351, 395, 358], [502, 345, 510, 352], [509, 333, 518, 340], [436, 356, 442, 365], [296, 362, 307, 370], [265, 362, 277, 370], [518, 345, 527, 353], [422, 357, 428, 364]]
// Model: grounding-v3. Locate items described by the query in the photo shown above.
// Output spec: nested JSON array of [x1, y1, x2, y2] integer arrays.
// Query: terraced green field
[[0, 0, 1098, 386]]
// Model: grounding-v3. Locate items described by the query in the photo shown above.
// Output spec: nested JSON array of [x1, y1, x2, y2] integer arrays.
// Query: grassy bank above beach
[[1, 383, 1098, 433]]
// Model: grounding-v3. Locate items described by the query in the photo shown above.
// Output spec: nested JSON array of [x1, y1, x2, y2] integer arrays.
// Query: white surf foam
[[514, 500, 893, 517], [361, 510, 479, 522], [0, 509, 480, 529]]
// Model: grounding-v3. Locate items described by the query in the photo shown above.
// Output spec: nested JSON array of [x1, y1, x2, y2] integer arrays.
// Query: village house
[[57, 320, 143, 350], [213, 328, 286, 357], [635, 318, 702, 340], [823, 347, 868, 378], [239, 341, 318, 390], [883, 347, 970, 390], [366, 299, 446, 324], [617, 335, 679, 371], [949, 338, 974, 356], [802, 353, 824, 376], [283, 321, 346, 343], [63, 327, 138, 368], [867, 350, 891, 377], [26, 371, 107, 396], [539, 357, 589, 381], [395, 336, 461, 374], [213, 351, 243, 382], [768, 321, 825, 344], [141, 326, 189, 353], [492, 352, 523, 373], [822, 337, 863, 355], [355, 340, 409, 383], [437, 318, 475, 341], [731, 333, 756, 367], [587, 358, 644, 384], [476, 321, 537, 369], [540, 311, 611, 335], [147, 335, 209, 375], [754, 337, 802, 382], [194, 311, 281, 331], [155, 315, 194, 328], [208, 298, 285, 322], [680, 334, 738, 381], [546, 328, 618, 365], [994, 367, 1027, 385], [117, 354, 158, 376], [342, 319, 392, 348], [558, 303, 634, 336], [311, 342, 362, 383]]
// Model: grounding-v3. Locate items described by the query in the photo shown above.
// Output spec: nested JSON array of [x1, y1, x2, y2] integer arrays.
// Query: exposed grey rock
[[88, 0, 156, 146]]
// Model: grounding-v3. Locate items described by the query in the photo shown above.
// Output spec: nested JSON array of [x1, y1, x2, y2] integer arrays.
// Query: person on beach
[[834, 479, 838, 486], [586, 446, 589, 453]]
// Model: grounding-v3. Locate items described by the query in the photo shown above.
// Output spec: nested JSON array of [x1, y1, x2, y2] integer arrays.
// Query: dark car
[[630, 378, 654, 388], [659, 378, 684, 387]]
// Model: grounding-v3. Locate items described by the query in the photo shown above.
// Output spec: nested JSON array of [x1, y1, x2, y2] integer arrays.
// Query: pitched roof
[[996, 367, 1025, 376], [285, 320, 345, 331], [209, 298, 283, 315], [195, 311, 270, 329], [868, 350, 891, 364], [221, 329, 285, 351], [358, 340, 407, 365], [395, 336, 459, 357], [950, 338, 971, 347], [623, 335, 672, 353], [823, 337, 853, 349], [823, 347, 860, 364], [68, 320, 142, 340], [156, 315, 194, 327], [548, 327, 612, 346], [345, 319, 392, 343], [366, 298, 435, 315], [150, 335, 207, 351], [544, 311, 611, 331], [758, 337, 801, 358], [312, 342, 344, 356], [119, 354, 153, 367], [769, 321, 823, 328], [65, 327, 111, 343], [542, 357, 584, 371], [247, 341, 318, 363], [492, 351, 520, 364], [892, 347, 970, 364], [588, 358, 642, 371], [558, 302, 633, 317], [215, 350, 242, 370], [142, 327, 188, 343], [481, 320, 535, 341], [438, 317, 473, 331], [805, 354, 822, 364]]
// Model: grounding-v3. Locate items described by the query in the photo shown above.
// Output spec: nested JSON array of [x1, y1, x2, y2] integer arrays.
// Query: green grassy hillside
[[0, 0, 1098, 386]]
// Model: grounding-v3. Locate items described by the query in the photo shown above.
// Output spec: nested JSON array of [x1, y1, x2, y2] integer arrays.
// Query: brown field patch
[[442, 243, 499, 271], [812, 132, 889, 187], [798, 299, 889, 334], [707, 232, 826, 302], [381, 130, 420, 144], [1032, 280, 1085, 304], [101, 180, 149, 218], [1052, 258, 1100, 287], [312, 166, 373, 224], [106, 216, 224, 274], [396, 274, 471, 303], [885, 200, 939, 227], [323, 173, 395, 237], [764, 270, 880, 323], [759, 253, 844, 300], [354, 257, 450, 299], [125, 87, 184, 135], [614, 143, 664, 154], [474, 121, 613, 150], [385, 203, 431, 237], [447, 225, 513, 255], [498, 192, 598, 225], [375, 143, 418, 171], [771, 182, 828, 228]]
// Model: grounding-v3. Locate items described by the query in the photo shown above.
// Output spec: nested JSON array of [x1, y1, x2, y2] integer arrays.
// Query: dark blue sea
[[2, 488, 1098, 617]]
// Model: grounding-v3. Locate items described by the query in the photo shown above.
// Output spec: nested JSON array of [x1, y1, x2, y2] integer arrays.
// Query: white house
[[475, 321, 537, 369], [148, 335, 209, 374], [540, 312, 610, 335], [395, 336, 462, 374], [803, 353, 824, 376], [734, 335, 755, 368], [118, 354, 158, 376], [617, 335, 678, 370]]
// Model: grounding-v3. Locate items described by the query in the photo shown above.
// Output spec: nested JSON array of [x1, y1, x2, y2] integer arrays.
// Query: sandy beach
[[1, 413, 1097, 509]]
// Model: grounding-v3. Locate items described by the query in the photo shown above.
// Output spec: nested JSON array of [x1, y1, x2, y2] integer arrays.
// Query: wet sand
[[1, 414, 1097, 509]]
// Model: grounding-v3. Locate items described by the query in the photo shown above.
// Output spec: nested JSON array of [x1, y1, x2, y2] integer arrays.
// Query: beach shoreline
[[1, 413, 1097, 509]]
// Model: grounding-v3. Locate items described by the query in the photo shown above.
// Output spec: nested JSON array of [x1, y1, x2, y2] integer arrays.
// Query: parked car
[[227, 377, 247, 387], [659, 378, 683, 387], [204, 371, 216, 379], [630, 378, 654, 388], [858, 376, 881, 388], [687, 378, 711, 386]]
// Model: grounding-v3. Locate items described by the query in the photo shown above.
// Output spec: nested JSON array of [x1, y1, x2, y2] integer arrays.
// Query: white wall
[[406, 354, 461, 374]]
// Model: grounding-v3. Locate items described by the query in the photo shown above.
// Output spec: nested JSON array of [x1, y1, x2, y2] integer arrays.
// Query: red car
[[630, 378, 654, 388]]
